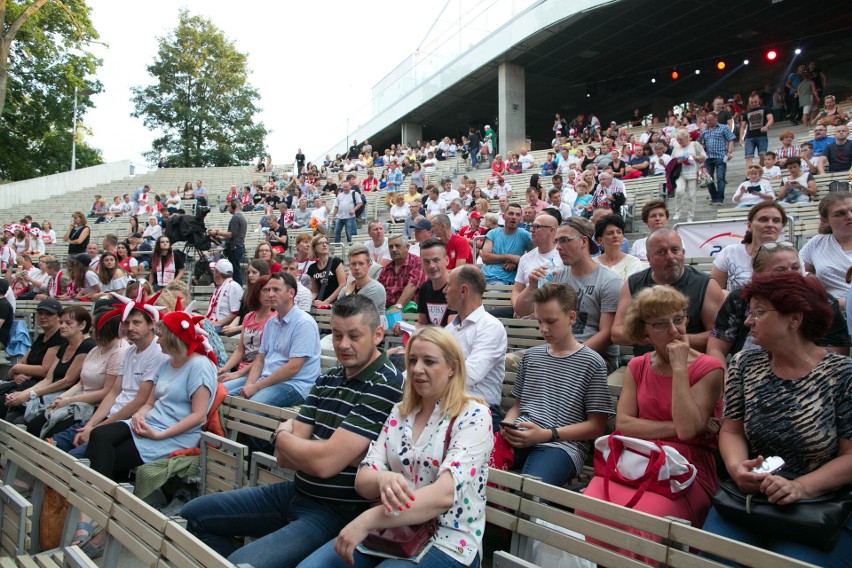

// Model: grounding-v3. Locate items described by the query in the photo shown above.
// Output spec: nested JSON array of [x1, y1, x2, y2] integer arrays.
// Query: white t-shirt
[[366, 238, 391, 264], [109, 341, 169, 417], [494, 184, 512, 198], [448, 210, 469, 232], [422, 158, 438, 172], [712, 243, 754, 292], [442, 190, 460, 203], [761, 165, 781, 180], [207, 278, 244, 322], [333, 191, 357, 219], [310, 206, 328, 225], [630, 237, 649, 262], [800, 234, 852, 300], [734, 179, 775, 207], [518, 154, 534, 170], [650, 154, 671, 176], [425, 197, 447, 215], [514, 247, 564, 285]]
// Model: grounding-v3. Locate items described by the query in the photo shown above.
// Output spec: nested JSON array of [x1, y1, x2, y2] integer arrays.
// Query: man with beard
[[611, 229, 724, 354]]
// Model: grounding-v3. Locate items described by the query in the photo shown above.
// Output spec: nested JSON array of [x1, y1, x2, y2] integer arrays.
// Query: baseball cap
[[469, 211, 483, 220], [131, 232, 143, 239], [497, 177, 504, 183], [484, 124, 491, 129], [36, 299, 62, 314], [413, 219, 432, 232], [561, 217, 599, 255], [73, 253, 93, 265], [209, 258, 234, 274], [486, 178, 495, 185]]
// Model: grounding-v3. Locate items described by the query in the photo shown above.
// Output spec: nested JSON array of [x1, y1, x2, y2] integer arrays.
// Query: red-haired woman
[[218, 275, 275, 385], [703, 271, 852, 565]]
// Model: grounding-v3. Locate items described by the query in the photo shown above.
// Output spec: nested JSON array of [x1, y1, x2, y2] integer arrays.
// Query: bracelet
[[550, 427, 559, 442]]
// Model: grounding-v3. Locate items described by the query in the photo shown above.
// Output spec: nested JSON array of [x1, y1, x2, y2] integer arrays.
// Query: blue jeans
[[512, 445, 578, 487], [334, 217, 356, 244], [226, 377, 304, 408], [743, 136, 768, 159], [298, 539, 480, 568], [701, 508, 852, 567], [181, 481, 365, 568], [703, 157, 728, 203], [226, 244, 245, 285], [51, 421, 84, 452]]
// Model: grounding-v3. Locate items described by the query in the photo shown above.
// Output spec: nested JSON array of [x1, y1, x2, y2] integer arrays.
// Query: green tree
[[132, 10, 267, 168], [0, 0, 103, 181]]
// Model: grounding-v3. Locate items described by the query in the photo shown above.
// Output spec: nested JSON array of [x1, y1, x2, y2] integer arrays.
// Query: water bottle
[[538, 258, 557, 288]]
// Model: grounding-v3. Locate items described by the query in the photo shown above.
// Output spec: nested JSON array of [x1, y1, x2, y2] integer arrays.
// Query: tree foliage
[[131, 10, 267, 168], [0, 0, 103, 181]]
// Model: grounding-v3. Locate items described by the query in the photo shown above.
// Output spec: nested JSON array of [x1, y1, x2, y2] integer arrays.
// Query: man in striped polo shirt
[[181, 295, 403, 567]]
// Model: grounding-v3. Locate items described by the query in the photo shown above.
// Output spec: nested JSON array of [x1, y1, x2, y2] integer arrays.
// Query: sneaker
[[672, 213, 681, 220], [687, 216, 694, 223]]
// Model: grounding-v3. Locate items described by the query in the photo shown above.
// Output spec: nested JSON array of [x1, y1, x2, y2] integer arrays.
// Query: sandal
[[80, 532, 107, 559], [70, 520, 102, 548]]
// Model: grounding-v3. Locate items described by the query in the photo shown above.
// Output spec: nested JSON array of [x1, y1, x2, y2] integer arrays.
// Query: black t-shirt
[[26, 331, 67, 368], [716, 109, 733, 126], [0, 298, 13, 346], [307, 256, 343, 302], [823, 141, 852, 173], [743, 106, 771, 139], [252, 193, 265, 205], [266, 195, 281, 209], [417, 280, 456, 326], [53, 338, 96, 383], [295, 153, 305, 168], [268, 225, 288, 248], [67, 226, 90, 255]]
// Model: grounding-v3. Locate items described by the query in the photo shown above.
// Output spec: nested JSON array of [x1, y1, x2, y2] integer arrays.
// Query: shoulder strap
[[442, 416, 457, 460]]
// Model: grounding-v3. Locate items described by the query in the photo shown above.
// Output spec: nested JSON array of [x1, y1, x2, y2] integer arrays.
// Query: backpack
[[352, 189, 367, 218]]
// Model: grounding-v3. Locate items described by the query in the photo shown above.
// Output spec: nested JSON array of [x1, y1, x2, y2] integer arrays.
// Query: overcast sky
[[84, 1, 431, 168]]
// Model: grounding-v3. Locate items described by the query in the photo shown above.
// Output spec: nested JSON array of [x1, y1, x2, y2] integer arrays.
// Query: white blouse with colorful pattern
[[363, 400, 493, 565]]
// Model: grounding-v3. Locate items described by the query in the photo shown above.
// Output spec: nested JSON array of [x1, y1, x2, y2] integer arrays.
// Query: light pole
[[71, 86, 95, 171]]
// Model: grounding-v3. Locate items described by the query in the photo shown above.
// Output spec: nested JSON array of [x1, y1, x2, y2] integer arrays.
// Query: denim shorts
[[744, 136, 768, 157]]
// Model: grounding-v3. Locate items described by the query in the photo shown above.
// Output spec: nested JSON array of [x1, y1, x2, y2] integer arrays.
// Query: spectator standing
[[331, 182, 360, 244], [699, 112, 736, 205], [740, 93, 774, 171], [385, 160, 404, 207], [208, 200, 247, 285], [669, 129, 706, 222]]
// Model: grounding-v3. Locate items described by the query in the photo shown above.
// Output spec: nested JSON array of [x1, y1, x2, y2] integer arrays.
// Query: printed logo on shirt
[[426, 303, 448, 326]]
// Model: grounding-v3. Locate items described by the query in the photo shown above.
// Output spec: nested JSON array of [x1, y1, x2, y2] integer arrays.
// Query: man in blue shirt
[[481, 203, 531, 285], [699, 111, 736, 205], [226, 272, 320, 408], [385, 160, 403, 207], [809, 125, 835, 157], [193, 179, 208, 206]]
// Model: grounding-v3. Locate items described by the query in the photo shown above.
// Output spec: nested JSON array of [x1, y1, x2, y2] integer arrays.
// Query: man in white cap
[[206, 259, 243, 332]]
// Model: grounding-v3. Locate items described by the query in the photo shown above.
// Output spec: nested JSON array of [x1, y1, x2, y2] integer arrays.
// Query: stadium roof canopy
[[329, 0, 852, 156]]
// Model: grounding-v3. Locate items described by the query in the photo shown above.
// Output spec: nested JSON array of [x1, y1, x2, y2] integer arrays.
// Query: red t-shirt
[[445, 234, 473, 269]]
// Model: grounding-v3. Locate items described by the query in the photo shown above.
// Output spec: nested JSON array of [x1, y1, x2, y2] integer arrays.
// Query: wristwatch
[[393, 303, 403, 310], [29, 390, 38, 401], [269, 428, 286, 446], [550, 427, 559, 442]]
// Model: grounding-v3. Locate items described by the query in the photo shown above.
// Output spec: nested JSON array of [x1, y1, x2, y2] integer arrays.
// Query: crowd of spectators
[[1, 80, 851, 567]]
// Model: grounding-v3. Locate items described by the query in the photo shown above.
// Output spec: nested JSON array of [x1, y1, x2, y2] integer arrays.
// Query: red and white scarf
[[48, 270, 64, 297], [206, 278, 231, 321], [151, 253, 176, 286]]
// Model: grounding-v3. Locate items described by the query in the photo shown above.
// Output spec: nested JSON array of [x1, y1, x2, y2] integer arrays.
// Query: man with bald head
[[611, 229, 725, 353]]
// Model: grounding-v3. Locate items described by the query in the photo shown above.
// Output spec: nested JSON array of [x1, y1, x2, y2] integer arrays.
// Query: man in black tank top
[[612, 229, 725, 355]]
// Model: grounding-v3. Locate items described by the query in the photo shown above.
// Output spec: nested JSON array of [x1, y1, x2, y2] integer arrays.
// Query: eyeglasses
[[530, 224, 556, 231], [746, 308, 776, 321], [644, 315, 688, 330], [556, 236, 582, 245], [316, 241, 329, 246]]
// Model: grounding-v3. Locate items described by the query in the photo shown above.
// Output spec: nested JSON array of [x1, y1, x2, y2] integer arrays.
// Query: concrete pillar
[[400, 122, 423, 147], [498, 62, 526, 156]]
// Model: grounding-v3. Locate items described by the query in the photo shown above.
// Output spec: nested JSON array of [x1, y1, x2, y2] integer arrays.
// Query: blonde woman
[[300, 327, 492, 567]]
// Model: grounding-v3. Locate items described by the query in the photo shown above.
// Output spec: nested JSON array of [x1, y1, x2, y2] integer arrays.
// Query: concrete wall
[[0, 161, 132, 210]]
